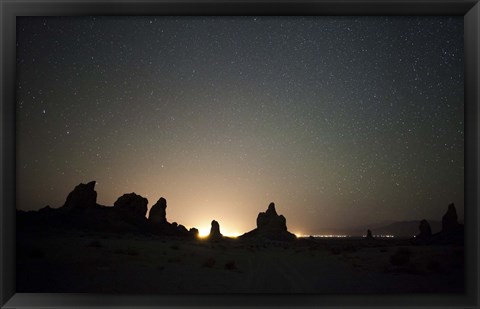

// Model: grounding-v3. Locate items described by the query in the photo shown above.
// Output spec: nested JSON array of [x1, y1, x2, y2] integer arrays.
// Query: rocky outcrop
[[417, 219, 432, 239], [413, 203, 463, 244], [113, 193, 148, 218], [240, 202, 296, 241], [178, 224, 188, 234], [257, 203, 288, 232], [366, 229, 374, 239], [149, 197, 167, 224], [19, 182, 201, 238], [434, 203, 463, 244], [208, 220, 223, 240], [189, 228, 199, 238], [442, 203, 459, 233], [62, 181, 97, 209]]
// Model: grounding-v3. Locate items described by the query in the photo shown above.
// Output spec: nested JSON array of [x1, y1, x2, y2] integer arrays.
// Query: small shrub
[[389, 247, 412, 266], [170, 244, 180, 250], [225, 260, 236, 270], [202, 257, 216, 268]]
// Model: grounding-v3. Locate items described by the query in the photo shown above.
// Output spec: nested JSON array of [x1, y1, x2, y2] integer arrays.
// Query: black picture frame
[[1, 1, 479, 308]]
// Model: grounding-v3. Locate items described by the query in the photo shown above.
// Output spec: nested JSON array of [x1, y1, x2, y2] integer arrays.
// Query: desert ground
[[17, 229, 464, 294]]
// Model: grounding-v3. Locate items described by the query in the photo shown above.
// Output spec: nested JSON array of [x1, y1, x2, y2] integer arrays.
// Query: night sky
[[16, 16, 464, 236]]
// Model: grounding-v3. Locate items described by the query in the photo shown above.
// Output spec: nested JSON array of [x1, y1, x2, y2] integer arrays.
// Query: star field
[[16, 16, 464, 235]]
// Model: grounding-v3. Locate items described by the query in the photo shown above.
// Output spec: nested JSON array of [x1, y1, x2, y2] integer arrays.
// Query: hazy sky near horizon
[[16, 16, 464, 236]]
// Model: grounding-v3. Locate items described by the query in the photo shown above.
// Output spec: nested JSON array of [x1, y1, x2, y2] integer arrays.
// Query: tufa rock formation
[[240, 202, 296, 241], [413, 203, 463, 244], [417, 219, 432, 239], [19, 181, 199, 238], [62, 181, 97, 209], [189, 228, 199, 238], [435, 203, 463, 244], [257, 203, 288, 231], [149, 197, 167, 224], [113, 193, 148, 218], [178, 224, 188, 234], [442, 203, 459, 234], [208, 220, 223, 240], [366, 229, 374, 240]]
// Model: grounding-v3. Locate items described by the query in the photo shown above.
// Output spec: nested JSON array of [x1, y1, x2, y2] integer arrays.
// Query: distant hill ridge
[[314, 220, 443, 237], [362, 220, 442, 237]]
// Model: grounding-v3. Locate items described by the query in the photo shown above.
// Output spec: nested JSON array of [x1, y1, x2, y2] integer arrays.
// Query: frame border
[[1, 1, 479, 308]]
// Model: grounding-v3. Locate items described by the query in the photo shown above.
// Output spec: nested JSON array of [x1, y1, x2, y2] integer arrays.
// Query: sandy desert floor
[[16, 230, 464, 294]]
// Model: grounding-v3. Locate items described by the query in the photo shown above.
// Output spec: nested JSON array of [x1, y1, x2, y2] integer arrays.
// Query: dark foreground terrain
[[17, 229, 464, 294], [16, 182, 464, 293]]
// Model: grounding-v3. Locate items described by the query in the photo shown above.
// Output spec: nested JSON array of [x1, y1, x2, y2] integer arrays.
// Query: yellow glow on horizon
[[223, 230, 241, 238], [195, 226, 242, 238], [198, 227, 210, 237]]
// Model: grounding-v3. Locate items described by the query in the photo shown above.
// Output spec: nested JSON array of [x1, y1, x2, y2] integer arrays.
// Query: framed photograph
[[1, 0, 479, 308]]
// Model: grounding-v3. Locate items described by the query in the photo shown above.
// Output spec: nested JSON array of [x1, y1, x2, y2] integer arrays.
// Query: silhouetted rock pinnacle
[[442, 203, 459, 233], [240, 202, 296, 241], [62, 181, 97, 209], [208, 220, 223, 240], [417, 219, 432, 239], [366, 229, 374, 239], [414, 203, 463, 244], [189, 228, 199, 238], [113, 193, 148, 218], [257, 202, 288, 232], [149, 197, 167, 224]]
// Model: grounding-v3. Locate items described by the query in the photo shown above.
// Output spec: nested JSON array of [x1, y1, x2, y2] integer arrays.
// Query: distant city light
[[296, 234, 396, 238]]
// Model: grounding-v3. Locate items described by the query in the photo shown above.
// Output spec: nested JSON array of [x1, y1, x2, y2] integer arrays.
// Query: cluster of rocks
[[415, 203, 463, 244], [18, 180, 465, 246], [18, 181, 299, 242], [202, 202, 296, 241], [18, 181, 195, 237]]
